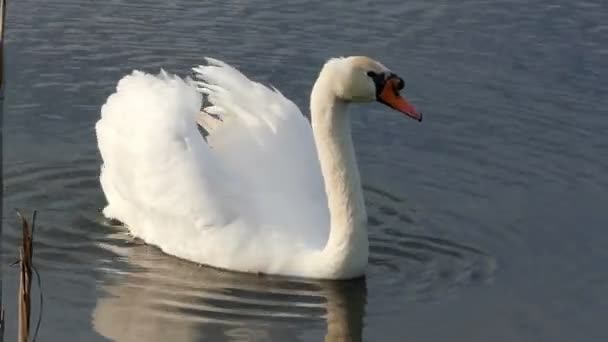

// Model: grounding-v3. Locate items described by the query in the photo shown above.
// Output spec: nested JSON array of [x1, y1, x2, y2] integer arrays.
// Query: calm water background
[[2, 0, 608, 341]]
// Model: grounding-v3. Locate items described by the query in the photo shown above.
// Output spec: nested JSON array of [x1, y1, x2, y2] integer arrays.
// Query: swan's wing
[[96, 70, 242, 236], [96, 66, 330, 276], [191, 58, 329, 231]]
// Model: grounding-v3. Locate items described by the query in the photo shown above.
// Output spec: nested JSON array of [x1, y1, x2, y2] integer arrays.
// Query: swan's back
[[96, 64, 330, 277]]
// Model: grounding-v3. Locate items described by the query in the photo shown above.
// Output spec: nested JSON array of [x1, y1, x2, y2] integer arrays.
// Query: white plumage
[[96, 56, 420, 279]]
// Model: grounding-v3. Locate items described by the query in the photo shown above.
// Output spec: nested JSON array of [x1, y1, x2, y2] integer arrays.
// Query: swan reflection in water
[[92, 236, 367, 342]]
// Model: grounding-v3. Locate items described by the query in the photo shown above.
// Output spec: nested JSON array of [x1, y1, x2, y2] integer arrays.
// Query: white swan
[[95, 56, 422, 280]]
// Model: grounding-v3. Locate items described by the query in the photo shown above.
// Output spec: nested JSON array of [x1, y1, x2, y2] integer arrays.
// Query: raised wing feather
[[192, 58, 329, 232], [97, 59, 329, 257], [96, 70, 241, 234]]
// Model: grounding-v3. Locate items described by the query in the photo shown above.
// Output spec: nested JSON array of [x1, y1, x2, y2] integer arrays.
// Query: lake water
[[2, 0, 607, 341]]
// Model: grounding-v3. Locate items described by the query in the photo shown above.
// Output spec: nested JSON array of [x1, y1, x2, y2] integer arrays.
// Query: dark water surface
[[2, 0, 608, 341]]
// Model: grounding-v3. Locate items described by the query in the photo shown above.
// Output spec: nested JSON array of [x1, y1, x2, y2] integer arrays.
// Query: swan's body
[[96, 56, 421, 279]]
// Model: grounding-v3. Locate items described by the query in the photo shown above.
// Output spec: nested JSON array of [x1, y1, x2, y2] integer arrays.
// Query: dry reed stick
[[0, 309, 4, 342], [0, 1, 6, 341], [0, 0, 5, 93], [16, 210, 35, 342]]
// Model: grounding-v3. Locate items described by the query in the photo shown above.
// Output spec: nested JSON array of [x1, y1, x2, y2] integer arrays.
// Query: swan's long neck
[[310, 72, 369, 268]]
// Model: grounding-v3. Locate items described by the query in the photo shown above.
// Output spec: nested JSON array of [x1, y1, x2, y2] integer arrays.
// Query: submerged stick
[[16, 210, 36, 342]]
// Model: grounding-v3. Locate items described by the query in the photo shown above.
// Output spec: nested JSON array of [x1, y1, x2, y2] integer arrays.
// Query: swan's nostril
[[386, 73, 404, 91], [396, 78, 405, 91]]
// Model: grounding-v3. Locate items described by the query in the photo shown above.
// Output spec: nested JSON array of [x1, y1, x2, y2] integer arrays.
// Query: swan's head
[[323, 56, 422, 121]]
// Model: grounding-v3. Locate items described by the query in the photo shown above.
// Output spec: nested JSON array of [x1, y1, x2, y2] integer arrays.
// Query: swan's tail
[[95, 70, 234, 235]]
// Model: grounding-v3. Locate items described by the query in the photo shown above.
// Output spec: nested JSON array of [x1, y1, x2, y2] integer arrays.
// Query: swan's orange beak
[[378, 78, 422, 122]]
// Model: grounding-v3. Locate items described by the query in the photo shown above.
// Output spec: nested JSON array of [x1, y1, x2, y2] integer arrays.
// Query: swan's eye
[[366, 71, 377, 78]]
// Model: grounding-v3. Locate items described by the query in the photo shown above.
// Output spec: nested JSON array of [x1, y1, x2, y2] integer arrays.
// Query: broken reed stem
[[1, 1, 6, 341], [0, 309, 4, 342], [0, 0, 5, 94], [16, 210, 36, 342]]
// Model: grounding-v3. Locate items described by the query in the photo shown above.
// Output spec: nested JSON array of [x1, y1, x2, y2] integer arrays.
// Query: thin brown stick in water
[[0, 308, 5, 340], [0, 0, 6, 337], [0, 0, 6, 94], [16, 210, 36, 342]]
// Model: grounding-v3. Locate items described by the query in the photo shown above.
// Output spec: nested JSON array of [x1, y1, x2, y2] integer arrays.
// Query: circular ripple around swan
[[92, 185, 495, 341], [363, 185, 497, 307], [2, 158, 122, 275], [3, 158, 495, 341]]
